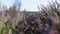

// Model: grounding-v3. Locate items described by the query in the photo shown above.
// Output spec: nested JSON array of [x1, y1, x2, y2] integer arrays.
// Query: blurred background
[[0, 0, 60, 11], [0, 0, 60, 34]]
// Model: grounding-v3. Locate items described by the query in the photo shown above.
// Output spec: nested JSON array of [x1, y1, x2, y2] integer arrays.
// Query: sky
[[0, 0, 60, 11]]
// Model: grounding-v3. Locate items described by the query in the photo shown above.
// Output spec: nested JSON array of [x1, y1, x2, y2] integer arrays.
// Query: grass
[[0, 18, 4, 34]]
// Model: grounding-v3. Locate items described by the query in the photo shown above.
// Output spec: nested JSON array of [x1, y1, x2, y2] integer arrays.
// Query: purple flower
[[50, 16, 58, 25]]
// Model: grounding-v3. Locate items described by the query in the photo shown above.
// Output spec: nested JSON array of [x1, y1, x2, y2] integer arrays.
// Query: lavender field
[[0, 1, 60, 34]]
